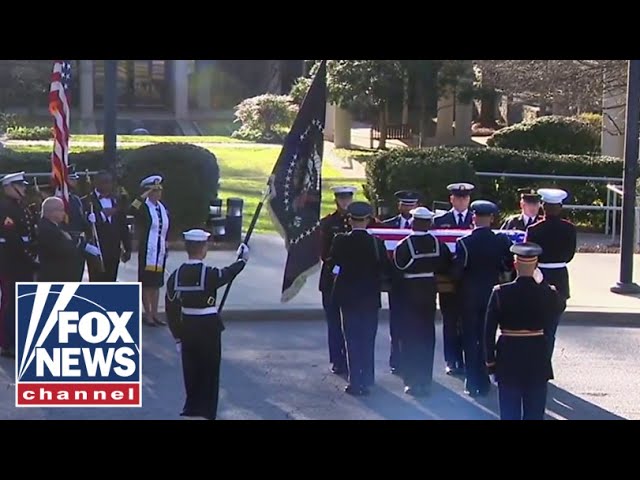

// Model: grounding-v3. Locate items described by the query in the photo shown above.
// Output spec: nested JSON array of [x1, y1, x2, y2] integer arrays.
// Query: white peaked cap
[[410, 206, 435, 220], [140, 175, 163, 187], [1, 171, 27, 186], [537, 188, 568, 204], [183, 229, 211, 242], [331, 186, 357, 194]]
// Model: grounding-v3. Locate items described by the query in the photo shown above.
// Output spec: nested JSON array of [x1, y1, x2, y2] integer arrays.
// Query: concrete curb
[[163, 308, 640, 327]]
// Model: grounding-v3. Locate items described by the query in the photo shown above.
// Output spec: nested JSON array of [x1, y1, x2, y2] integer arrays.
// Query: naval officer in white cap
[[392, 206, 453, 396], [165, 228, 250, 420], [433, 182, 475, 376], [130, 174, 170, 327], [524, 188, 576, 360], [0, 171, 39, 358]]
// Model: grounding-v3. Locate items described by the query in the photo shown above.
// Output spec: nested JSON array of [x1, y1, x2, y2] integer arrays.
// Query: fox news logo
[[15, 282, 142, 407]]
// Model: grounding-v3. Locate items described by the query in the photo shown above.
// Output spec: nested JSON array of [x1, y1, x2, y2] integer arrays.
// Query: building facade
[[1, 60, 305, 132]]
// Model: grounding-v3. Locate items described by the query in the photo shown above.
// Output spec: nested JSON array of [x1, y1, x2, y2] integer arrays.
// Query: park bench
[[369, 124, 413, 149]]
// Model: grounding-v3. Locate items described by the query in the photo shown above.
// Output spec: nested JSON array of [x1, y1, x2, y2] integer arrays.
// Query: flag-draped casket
[[367, 228, 526, 293], [367, 228, 526, 254]]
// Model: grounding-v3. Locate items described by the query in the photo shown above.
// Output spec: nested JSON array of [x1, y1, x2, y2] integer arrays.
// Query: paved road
[[0, 319, 634, 420]]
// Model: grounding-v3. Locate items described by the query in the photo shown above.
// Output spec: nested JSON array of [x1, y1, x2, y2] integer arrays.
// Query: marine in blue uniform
[[393, 207, 452, 396], [524, 188, 576, 360], [453, 200, 513, 396], [500, 188, 543, 231], [165, 229, 249, 420], [329, 201, 391, 396], [433, 182, 474, 376], [62, 165, 90, 281], [485, 242, 564, 420], [0, 172, 39, 358], [381, 190, 420, 375], [318, 185, 356, 376]]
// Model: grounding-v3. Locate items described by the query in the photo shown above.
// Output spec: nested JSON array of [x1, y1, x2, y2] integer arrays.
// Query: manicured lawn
[[3, 143, 351, 235], [214, 146, 354, 234], [70, 135, 246, 144]]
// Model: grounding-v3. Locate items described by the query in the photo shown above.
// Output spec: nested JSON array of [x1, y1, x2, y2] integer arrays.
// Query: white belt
[[21, 236, 30, 242], [181, 306, 218, 315], [403, 272, 435, 279], [0, 238, 5, 243], [538, 263, 566, 269]]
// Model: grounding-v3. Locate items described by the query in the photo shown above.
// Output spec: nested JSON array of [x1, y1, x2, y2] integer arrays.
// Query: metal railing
[[606, 184, 640, 245], [476, 171, 624, 236]]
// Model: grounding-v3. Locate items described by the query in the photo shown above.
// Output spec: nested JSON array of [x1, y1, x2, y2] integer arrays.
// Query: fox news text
[[15, 282, 142, 407]]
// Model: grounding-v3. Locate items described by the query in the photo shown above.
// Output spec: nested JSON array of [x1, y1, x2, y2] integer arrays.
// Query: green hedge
[[486, 116, 600, 155], [0, 149, 112, 177], [364, 147, 622, 230], [121, 143, 220, 234], [0, 143, 220, 234]]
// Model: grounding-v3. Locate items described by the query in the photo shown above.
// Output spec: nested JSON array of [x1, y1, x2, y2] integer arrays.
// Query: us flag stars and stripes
[[49, 60, 72, 213]]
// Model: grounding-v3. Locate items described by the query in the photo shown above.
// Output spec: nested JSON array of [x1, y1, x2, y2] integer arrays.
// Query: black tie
[[458, 213, 464, 225], [404, 219, 410, 229], [526, 217, 533, 228]]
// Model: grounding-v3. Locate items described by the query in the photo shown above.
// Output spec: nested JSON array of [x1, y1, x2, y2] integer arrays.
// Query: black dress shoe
[[331, 365, 347, 375], [390, 368, 401, 375], [405, 386, 430, 397], [345, 385, 369, 396]]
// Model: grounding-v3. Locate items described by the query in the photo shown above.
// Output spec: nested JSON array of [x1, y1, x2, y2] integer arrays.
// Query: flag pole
[[217, 187, 270, 313], [217, 60, 327, 313]]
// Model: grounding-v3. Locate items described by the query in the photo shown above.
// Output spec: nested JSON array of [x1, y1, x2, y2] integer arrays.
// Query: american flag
[[367, 228, 526, 257], [49, 60, 72, 213]]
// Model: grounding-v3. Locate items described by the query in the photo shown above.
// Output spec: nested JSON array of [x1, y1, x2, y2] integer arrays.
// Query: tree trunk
[[402, 77, 409, 125], [479, 90, 498, 128], [379, 104, 388, 150], [418, 83, 426, 148]]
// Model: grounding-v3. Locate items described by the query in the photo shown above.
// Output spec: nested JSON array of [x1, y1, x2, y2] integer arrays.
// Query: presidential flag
[[267, 60, 327, 302], [49, 60, 72, 214]]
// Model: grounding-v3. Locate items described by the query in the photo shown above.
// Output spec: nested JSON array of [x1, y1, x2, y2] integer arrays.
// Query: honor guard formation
[[319, 182, 576, 419], [0, 165, 577, 420]]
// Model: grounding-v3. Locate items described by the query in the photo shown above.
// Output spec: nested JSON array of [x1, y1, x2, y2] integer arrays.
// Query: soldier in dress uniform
[[63, 165, 91, 281], [485, 242, 564, 420], [381, 190, 420, 375], [392, 207, 452, 396], [453, 200, 513, 397], [318, 185, 356, 376], [329, 201, 391, 396], [165, 229, 250, 420], [0, 172, 39, 358], [433, 182, 474, 376], [524, 188, 577, 359], [500, 188, 543, 231]]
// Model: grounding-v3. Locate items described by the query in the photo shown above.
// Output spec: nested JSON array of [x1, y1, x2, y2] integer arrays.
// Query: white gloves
[[237, 243, 250, 262], [533, 268, 544, 284], [87, 213, 96, 224], [85, 243, 101, 257]]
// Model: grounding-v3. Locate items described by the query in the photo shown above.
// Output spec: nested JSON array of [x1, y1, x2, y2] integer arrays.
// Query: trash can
[[225, 198, 243, 244]]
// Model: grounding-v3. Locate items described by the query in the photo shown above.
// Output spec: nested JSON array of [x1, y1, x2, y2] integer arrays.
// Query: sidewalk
[[112, 233, 640, 325]]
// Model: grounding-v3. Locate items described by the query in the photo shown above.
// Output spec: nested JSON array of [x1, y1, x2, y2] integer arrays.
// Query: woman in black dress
[[130, 175, 170, 326]]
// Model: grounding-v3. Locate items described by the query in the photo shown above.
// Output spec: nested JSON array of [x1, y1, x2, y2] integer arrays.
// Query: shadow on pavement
[[545, 384, 626, 420], [360, 382, 498, 420], [219, 360, 298, 420]]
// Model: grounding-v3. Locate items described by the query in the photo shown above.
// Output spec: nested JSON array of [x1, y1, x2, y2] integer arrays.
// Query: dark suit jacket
[[37, 218, 86, 282], [81, 191, 132, 261], [433, 209, 473, 229]]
